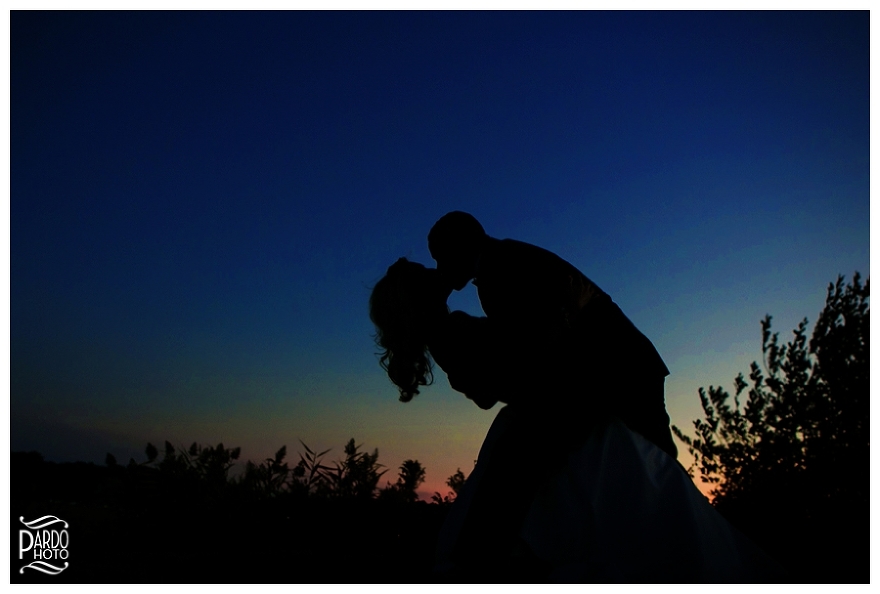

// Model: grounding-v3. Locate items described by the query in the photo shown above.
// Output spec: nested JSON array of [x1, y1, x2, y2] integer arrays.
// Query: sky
[[10, 10, 869, 499]]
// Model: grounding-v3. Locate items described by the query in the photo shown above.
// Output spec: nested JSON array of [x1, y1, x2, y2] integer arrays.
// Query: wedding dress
[[434, 405, 785, 583], [428, 309, 783, 582]]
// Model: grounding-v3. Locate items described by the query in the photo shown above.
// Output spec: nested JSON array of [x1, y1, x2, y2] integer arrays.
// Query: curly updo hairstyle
[[369, 258, 444, 402]]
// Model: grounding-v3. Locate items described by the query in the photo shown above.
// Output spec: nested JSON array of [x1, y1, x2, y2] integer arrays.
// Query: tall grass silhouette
[[11, 438, 461, 583]]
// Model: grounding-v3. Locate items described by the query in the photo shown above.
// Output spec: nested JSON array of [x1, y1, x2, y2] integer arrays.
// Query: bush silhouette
[[379, 459, 427, 503], [432, 468, 467, 504], [114, 437, 441, 505], [672, 273, 869, 582], [239, 445, 295, 498], [15, 436, 449, 583], [312, 438, 386, 500]]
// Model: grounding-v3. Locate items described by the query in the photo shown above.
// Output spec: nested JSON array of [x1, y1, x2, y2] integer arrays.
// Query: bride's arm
[[433, 311, 538, 408]]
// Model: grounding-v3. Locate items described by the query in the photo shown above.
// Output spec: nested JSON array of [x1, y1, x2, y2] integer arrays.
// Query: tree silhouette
[[672, 273, 869, 582], [380, 459, 427, 503], [432, 468, 467, 504]]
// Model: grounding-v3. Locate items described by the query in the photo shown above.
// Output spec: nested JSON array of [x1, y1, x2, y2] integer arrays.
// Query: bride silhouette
[[369, 258, 784, 583]]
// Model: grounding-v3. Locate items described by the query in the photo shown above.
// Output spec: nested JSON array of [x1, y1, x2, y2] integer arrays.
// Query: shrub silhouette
[[432, 468, 467, 504], [291, 439, 333, 496], [396, 459, 427, 501], [114, 437, 439, 504], [379, 459, 427, 503], [240, 445, 295, 498], [17, 437, 449, 583], [672, 273, 869, 582], [318, 438, 387, 500], [146, 441, 241, 484]]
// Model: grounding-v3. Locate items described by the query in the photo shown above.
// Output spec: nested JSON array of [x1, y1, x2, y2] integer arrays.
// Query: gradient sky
[[10, 11, 869, 498]]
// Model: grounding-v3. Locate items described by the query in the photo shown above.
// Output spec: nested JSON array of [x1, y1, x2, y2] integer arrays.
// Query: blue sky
[[10, 11, 869, 496]]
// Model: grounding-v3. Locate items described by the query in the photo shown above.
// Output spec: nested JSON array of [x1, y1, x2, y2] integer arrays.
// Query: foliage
[[672, 273, 868, 499], [431, 468, 467, 504], [396, 459, 427, 500], [319, 438, 388, 499], [672, 273, 869, 580], [16, 446, 449, 583], [112, 436, 442, 504], [239, 445, 296, 498], [150, 440, 242, 487], [292, 439, 334, 495], [379, 459, 427, 503]]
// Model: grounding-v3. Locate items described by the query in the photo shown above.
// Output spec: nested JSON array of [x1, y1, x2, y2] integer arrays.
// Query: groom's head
[[428, 211, 487, 291]]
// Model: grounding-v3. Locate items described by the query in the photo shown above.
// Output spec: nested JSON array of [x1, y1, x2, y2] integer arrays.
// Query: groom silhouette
[[428, 211, 677, 459]]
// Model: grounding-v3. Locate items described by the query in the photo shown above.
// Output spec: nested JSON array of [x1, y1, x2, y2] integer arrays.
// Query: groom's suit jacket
[[472, 237, 677, 458]]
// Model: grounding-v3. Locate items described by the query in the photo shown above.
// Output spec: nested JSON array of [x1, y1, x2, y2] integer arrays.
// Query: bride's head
[[369, 258, 449, 402]]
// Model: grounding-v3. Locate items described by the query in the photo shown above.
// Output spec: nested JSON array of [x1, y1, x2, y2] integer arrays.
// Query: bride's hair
[[369, 258, 444, 402]]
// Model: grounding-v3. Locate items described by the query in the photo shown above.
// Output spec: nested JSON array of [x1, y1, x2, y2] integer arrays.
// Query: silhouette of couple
[[370, 212, 783, 583]]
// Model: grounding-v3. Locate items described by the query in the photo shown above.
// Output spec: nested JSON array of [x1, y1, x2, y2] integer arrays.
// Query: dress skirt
[[435, 405, 785, 583]]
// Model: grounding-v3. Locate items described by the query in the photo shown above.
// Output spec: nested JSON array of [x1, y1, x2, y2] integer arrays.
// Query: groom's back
[[475, 237, 669, 374], [475, 238, 602, 329], [475, 237, 677, 457]]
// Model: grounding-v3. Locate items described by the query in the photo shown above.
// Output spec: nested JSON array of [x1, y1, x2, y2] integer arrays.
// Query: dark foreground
[[11, 452, 449, 584], [11, 452, 868, 584]]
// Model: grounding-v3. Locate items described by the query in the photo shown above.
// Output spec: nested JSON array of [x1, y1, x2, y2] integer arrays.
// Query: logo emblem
[[19, 515, 70, 575]]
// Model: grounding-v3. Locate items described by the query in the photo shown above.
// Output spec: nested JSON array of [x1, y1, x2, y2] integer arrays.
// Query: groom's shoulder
[[485, 237, 606, 294], [490, 237, 561, 263], [488, 237, 578, 275]]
